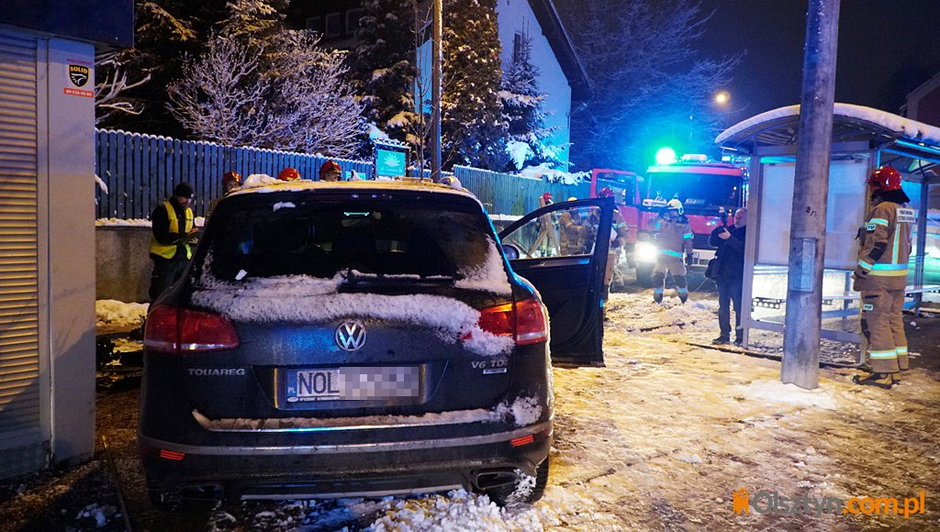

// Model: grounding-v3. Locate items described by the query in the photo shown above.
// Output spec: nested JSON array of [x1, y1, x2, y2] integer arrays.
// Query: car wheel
[[485, 457, 550, 507]]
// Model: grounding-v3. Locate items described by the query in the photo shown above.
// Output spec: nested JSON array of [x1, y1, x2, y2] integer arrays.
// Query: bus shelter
[[716, 103, 940, 363]]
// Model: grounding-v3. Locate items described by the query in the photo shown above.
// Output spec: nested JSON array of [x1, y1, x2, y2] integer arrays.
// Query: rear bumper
[[140, 421, 551, 500]]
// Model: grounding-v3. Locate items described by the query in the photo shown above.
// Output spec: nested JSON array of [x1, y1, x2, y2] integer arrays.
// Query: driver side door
[[498, 198, 614, 366]]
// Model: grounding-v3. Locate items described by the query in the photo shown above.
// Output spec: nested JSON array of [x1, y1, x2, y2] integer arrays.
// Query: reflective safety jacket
[[654, 216, 694, 260], [856, 200, 913, 291], [149, 200, 194, 260]]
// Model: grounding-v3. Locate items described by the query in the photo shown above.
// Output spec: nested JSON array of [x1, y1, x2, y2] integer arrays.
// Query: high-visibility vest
[[149, 201, 194, 259]]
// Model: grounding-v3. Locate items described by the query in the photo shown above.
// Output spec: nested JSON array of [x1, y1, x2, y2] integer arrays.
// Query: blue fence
[[95, 129, 588, 218]]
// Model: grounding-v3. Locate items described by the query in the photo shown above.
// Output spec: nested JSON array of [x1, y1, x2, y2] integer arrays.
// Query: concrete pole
[[431, 0, 442, 181], [781, 0, 841, 389]]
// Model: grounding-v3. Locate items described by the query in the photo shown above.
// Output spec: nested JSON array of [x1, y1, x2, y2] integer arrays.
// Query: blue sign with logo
[[376, 147, 406, 177]]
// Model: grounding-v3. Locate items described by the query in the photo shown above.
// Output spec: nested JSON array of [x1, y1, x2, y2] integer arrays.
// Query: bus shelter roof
[[716, 103, 940, 183]]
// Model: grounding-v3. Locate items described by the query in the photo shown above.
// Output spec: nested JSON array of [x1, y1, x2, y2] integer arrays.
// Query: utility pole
[[430, 0, 442, 181], [781, 0, 841, 389]]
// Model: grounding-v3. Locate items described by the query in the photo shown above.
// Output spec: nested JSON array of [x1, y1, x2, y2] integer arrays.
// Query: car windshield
[[202, 196, 500, 282], [647, 171, 740, 211]]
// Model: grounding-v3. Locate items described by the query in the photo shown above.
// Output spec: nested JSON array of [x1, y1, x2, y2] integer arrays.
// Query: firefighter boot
[[678, 289, 689, 304], [653, 289, 663, 304], [852, 372, 896, 389]]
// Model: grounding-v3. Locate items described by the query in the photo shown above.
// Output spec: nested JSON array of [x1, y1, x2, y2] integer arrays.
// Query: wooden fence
[[94, 129, 588, 218]]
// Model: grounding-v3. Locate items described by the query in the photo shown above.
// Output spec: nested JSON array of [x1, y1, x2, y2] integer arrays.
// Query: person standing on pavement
[[651, 199, 694, 303], [710, 207, 747, 345], [148, 182, 197, 302], [852, 166, 913, 388]]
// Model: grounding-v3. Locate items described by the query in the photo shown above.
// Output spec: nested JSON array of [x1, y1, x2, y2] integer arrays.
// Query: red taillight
[[477, 298, 547, 346], [144, 304, 240, 353], [513, 297, 548, 345], [477, 302, 515, 338]]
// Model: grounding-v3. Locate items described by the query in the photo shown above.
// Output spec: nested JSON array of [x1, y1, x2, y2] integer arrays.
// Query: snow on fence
[[94, 129, 374, 218], [94, 129, 588, 219]]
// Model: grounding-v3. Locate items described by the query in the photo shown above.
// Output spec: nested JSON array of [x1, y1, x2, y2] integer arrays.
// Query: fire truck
[[589, 154, 746, 284]]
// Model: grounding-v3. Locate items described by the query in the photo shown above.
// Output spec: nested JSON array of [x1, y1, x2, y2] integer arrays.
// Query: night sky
[[698, 0, 940, 125]]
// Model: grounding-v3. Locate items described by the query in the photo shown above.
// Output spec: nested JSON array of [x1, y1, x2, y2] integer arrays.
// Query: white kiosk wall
[[757, 159, 870, 268]]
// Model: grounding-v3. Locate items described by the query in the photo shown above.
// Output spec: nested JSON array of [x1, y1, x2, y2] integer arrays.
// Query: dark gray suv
[[139, 180, 613, 509]]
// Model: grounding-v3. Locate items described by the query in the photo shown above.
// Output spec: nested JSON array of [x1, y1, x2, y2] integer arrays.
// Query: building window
[[346, 8, 364, 35], [325, 12, 341, 38], [305, 16, 322, 32]]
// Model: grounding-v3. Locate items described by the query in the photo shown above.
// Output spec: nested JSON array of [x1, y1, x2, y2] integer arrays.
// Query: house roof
[[526, 0, 592, 101]]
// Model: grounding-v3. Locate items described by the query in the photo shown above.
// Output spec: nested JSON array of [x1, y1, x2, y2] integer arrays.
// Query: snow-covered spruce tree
[[353, 0, 419, 151], [167, 30, 365, 157], [442, 0, 508, 170], [500, 30, 562, 170]]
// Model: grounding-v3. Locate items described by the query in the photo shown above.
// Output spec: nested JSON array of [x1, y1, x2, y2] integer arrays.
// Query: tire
[[635, 263, 654, 287], [149, 485, 221, 513], [485, 457, 550, 507]]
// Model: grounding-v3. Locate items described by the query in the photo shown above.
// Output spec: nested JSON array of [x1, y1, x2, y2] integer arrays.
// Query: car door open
[[498, 197, 614, 366]]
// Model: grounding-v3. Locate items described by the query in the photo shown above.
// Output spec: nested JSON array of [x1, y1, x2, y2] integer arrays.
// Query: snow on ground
[[96, 299, 148, 331], [188, 291, 939, 530]]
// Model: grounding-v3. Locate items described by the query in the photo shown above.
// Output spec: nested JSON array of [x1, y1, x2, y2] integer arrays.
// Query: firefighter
[[148, 182, 196, 302], [278, 167, 301, 181], [598, 187, 630, 291], [207, 170, 241, 220], [652, 198, 694, 303], [319, 160, 342, 181], [853, 165, 913, 388]]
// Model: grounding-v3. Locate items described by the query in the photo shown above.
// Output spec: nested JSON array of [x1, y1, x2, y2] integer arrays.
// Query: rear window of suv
[[201, 194, 502, 283]]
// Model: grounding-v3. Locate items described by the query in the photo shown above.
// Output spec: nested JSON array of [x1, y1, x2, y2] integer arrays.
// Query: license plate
[[285, 366, 420, 402]]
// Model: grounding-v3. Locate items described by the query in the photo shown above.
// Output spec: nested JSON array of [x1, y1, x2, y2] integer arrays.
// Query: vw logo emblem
[[335, 321, 366, 351]]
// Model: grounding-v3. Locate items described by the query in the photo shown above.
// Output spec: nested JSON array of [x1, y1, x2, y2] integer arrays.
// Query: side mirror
[[502, 243, 521, 260]]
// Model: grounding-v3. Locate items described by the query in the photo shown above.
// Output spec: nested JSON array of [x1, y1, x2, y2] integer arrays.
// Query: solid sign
[[376, 147, 406, 177], [64, 60, 93, 98]]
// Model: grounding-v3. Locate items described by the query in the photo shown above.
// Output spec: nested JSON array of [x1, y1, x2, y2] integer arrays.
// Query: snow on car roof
[[716, 103, 940, 147], [229, 174, 480, 203]]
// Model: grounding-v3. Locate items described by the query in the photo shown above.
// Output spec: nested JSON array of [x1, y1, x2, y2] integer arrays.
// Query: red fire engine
[[590, 154, 746, 284]]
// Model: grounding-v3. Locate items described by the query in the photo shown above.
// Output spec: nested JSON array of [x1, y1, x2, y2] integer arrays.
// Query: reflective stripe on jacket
[[149, 201, 194, 259], [855, 201, 912, 290]]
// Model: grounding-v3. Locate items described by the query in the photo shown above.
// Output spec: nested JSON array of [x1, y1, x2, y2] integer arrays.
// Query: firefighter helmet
[[666, 198, 684, 215], [319, 160, 342, 181], [598, 187, 615, 198], [567, 196, 578, 202], [868, 166, 902, 195], [278, 167, 301, 181], [222, 170, 241, 189], [541, 192, 553, 203]]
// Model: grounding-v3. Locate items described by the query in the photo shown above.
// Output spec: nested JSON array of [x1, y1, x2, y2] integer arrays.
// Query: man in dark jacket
[[149, 182, 197, 301], [709, 207, 747, 345]]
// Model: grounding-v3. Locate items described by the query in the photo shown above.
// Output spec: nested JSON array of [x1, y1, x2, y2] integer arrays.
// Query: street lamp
[[714, 90, 731, 106]]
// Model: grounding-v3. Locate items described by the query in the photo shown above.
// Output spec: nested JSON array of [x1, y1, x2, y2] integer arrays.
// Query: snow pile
[[494, 395, 542, 426], [605, 292, 718, 334], [518, 163, 589, 185], [368, 489, 541, 531], [95, 299, 148, 330], [95, 217, 207, 227], [242, 173, 284, 189], [740, 379, 839, 410]]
